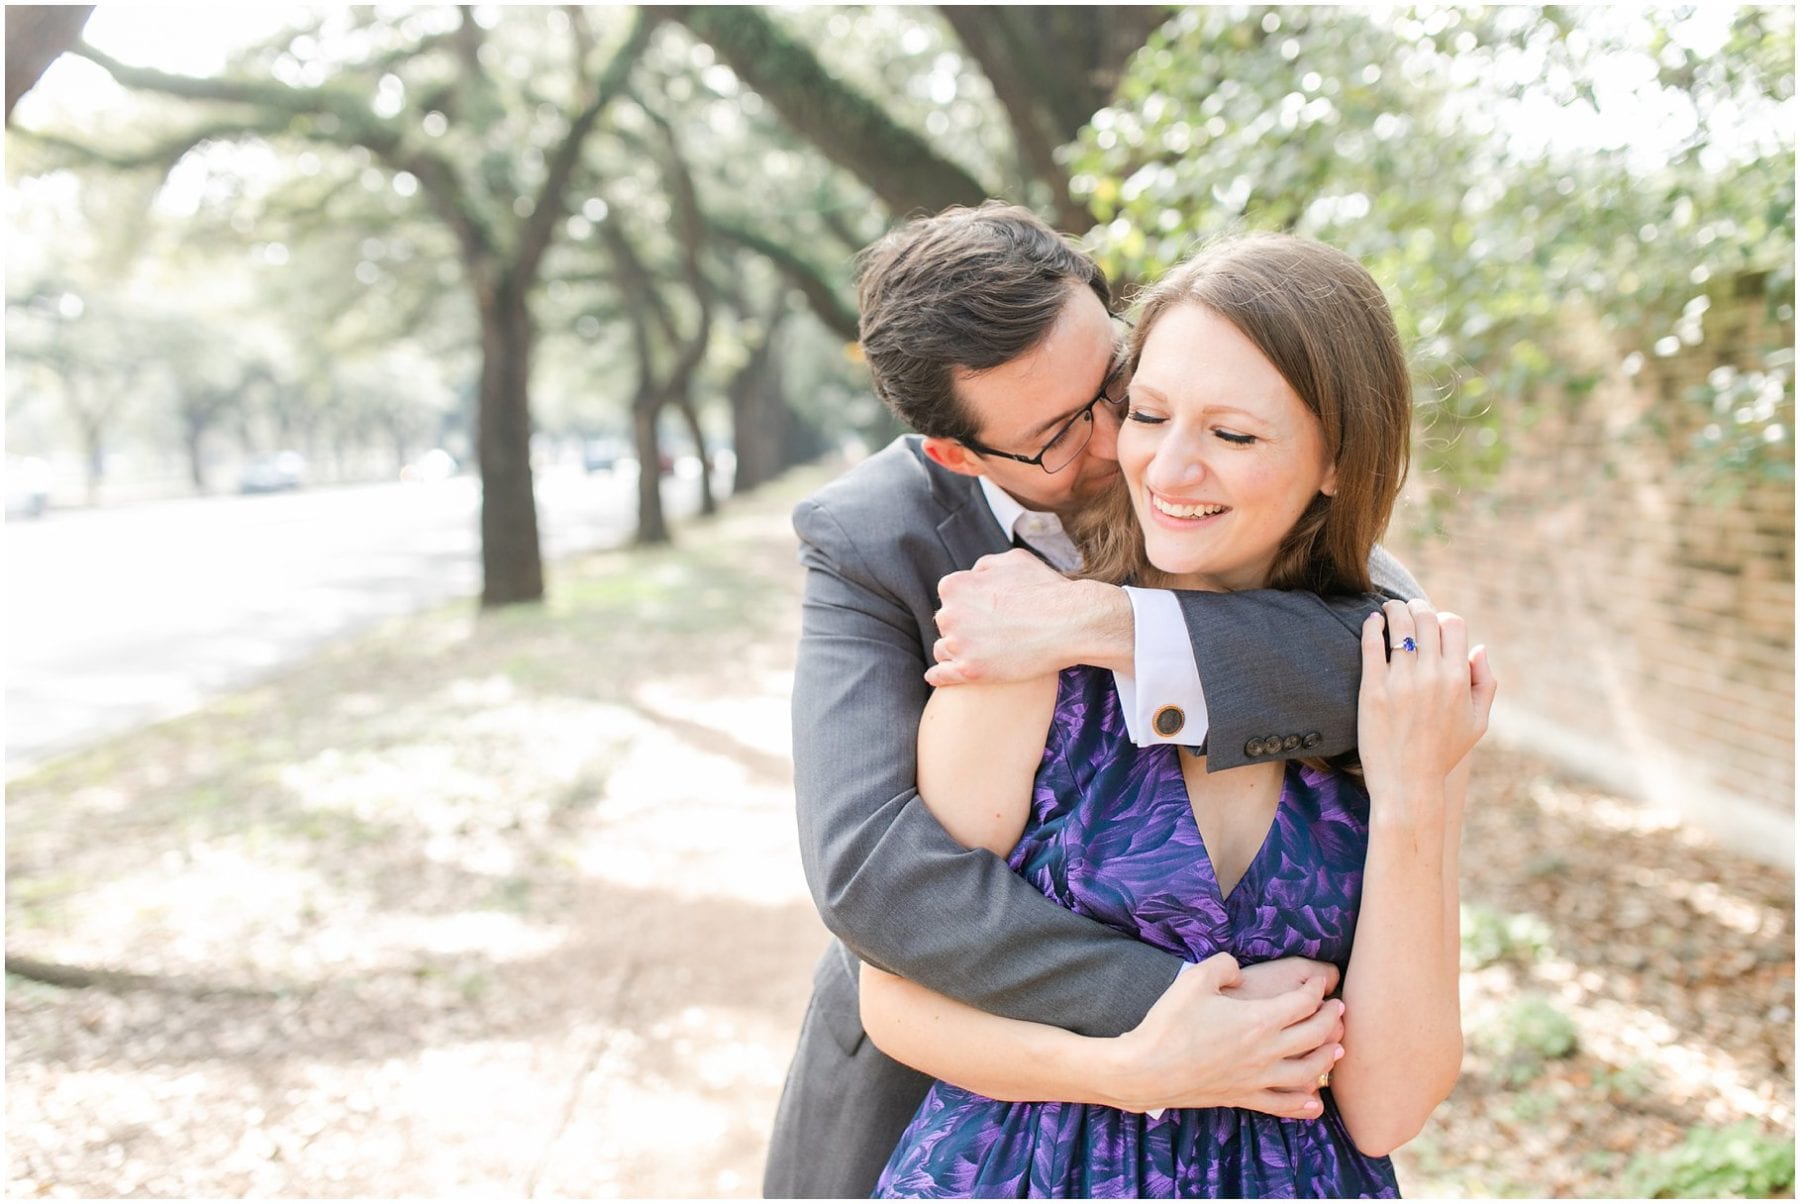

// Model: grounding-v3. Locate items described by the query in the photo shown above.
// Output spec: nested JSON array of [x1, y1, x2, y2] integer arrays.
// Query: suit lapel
[[935, 483, 1011, 572], [904, 435, 1012, 573]]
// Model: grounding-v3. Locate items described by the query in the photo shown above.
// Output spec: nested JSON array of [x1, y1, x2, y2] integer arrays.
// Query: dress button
[[1302, 731, 1322, 749], [1243, 737, 1265, 757], [1153, 705, 1186, 737], [1282, 734, 1302, 751]]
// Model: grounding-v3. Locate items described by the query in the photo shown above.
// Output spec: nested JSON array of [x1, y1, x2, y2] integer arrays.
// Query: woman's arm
[[913, 674, 1059, 856], [1332, 601, 1496, 1157], [861, 961, 1128, 1105], [860, 954, 1346, 1115]]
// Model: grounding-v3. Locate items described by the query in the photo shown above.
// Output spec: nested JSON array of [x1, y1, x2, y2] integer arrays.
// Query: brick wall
[[1383, 282, 1795, 865]]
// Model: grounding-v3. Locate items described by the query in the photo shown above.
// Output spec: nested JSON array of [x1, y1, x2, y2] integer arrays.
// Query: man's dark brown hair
[[853, 202, 1110, 443]]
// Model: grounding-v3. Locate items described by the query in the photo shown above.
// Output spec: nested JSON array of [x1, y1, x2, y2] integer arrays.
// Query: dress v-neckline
[[1165, 751, 1293, 907]]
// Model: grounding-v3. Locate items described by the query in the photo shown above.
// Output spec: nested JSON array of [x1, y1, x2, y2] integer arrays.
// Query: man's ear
[[921, 436, 985, 479]]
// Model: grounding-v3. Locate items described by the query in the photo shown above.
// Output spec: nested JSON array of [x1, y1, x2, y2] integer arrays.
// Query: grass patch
[[1461, 901, 1555, 969], [1476, 992, 1580, 1087], [1624, 1122, 1796, 1198]]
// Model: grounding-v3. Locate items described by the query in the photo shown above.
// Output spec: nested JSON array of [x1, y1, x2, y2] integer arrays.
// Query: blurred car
[[400, 448, 458, 482], [239, 450, 306, 494], [5, 456, 51, 519], [582, 438, 627, 474]]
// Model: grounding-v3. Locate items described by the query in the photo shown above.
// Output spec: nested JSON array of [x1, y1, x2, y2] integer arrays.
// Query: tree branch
[[14, 116, 291, 173], [68, 39, 501, 278], [597, 207, 672, 378], [706, 216, 858, 340], [518, 9, 654, 289], [660, 5, 988, 217], [646, 107, 713, 392]]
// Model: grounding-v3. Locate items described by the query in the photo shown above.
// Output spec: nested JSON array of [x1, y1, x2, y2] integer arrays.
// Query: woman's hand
[[1356, 600, 1497, 801]]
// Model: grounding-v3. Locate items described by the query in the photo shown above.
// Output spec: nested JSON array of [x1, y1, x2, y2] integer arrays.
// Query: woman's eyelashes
[[1122, 405, 1259, 446]]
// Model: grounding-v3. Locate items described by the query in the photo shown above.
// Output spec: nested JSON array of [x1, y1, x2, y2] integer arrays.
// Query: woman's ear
[[1320, 462, 1338, 498], [922, 436, 985, 478]]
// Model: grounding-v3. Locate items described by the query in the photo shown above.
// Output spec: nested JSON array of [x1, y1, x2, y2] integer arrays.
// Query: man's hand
[[926, 550, 1133, 687], [1221, 956, 1342, 1003], [1104, 952, 1345, 1118]]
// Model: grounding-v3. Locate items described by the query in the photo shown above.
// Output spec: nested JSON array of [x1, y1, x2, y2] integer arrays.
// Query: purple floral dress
[[874, 665, 1399, 1199]]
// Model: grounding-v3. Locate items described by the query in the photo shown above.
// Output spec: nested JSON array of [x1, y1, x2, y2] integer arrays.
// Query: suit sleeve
[[791, 498, 1181, 1038], [1180, 544, 1425, 772]]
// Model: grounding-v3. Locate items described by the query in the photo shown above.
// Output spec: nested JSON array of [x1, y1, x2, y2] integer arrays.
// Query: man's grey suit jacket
[[765, 436, 1413, 1198]]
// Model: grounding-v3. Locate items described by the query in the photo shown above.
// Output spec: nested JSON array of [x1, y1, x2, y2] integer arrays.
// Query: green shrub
[[1624, 1122, 1795, 1199], [1461, 903, 1554, 970], [1479, 993, 1579, 1086]]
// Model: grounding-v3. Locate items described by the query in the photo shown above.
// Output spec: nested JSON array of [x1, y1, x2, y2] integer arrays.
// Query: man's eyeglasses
[[962, 360, 1131, 475]]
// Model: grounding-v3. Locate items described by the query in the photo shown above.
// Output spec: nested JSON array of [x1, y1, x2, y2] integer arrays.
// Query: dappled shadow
[[623, 694, 795, 788], [5, 872, 827, 1070]]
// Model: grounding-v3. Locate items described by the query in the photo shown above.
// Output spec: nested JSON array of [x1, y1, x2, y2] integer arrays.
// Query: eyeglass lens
[[1040, 408, 1095, 474]]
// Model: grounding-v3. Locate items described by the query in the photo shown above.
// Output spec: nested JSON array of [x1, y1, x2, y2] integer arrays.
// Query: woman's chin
[[1145, 553, 1263, 594]]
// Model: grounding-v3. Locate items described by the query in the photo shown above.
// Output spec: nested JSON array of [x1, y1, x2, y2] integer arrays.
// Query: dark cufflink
[[1302, 731, 1322, 749], [1153, 705, 1186, 737], [1282, 734, 1302, 751]]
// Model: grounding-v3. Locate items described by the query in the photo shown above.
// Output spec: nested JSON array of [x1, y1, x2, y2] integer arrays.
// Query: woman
[[859, 232, 1496, 1198]]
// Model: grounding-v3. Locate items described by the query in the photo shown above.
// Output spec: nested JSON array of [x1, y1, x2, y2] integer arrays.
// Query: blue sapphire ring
[[1400, 636, 1418, 653]]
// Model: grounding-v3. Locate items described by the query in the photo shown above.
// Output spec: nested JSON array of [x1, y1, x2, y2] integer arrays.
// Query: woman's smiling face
[[1118, 303, 1336, 593]]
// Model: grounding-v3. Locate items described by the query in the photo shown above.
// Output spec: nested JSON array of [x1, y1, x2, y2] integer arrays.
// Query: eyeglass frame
[[959, 339, 1134, 476]]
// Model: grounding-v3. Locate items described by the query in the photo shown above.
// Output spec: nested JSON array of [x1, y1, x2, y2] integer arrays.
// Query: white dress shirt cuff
[[1113, 587, 1210, 750]]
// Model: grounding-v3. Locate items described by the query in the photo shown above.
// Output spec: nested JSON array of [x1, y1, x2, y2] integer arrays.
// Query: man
[[766, 203, 1419, 1198]]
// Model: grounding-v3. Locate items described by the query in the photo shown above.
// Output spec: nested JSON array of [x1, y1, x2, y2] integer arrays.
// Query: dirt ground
[[6, 468, 1794, 1198]]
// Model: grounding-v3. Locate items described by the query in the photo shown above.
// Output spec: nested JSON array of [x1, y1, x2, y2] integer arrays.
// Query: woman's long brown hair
[[1072, 232, 1413, 599]]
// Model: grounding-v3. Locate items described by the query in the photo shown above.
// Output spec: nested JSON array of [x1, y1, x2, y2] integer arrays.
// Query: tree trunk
[[65, 383, 106, 505], [672, 396, 715, 515], [183, 420, 207, 495], [631, 392, 669, 545], [939, 6, 1172, 230], [81, 427, 104, 506], [5, 5, 94, 124], [476, 280, 544, 606], [727, 305, 788, 493]]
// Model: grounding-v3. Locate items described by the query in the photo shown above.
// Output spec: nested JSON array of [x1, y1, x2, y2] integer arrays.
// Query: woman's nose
[[1149, 434, 1207, 490]]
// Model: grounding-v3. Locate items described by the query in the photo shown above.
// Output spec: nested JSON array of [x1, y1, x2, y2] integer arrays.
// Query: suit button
[[1302, 731, 1322, 749], [1243, 737, 1264, 757], [1153, 705, 1186, 737], [1282, 734, 1302, 751]]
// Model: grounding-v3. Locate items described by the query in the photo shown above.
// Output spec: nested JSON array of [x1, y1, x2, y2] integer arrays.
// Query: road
[[4, 464, 714, 774]]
